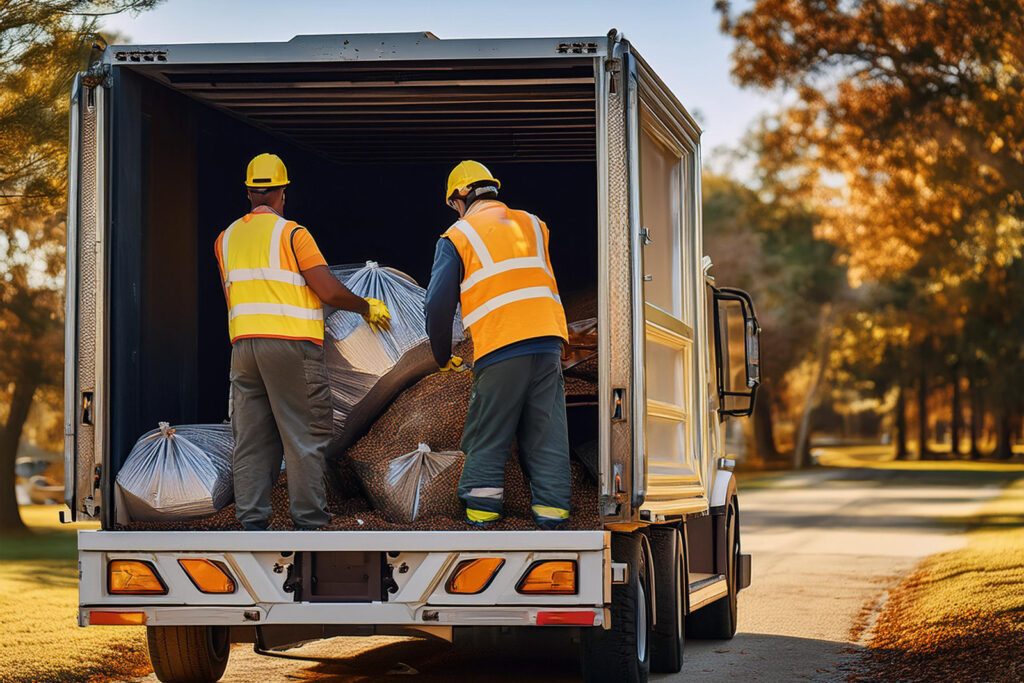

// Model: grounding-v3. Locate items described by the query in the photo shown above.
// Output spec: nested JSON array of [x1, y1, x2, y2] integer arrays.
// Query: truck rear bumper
[[78, 530, 609, 628]]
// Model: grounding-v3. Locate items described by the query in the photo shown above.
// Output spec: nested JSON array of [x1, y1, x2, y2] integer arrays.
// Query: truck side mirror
[[713, 287, 761, 418]]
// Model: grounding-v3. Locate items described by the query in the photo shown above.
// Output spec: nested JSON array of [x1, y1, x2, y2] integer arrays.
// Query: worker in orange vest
[[426, 161, 571, 529], [215, 153, 391, 530]]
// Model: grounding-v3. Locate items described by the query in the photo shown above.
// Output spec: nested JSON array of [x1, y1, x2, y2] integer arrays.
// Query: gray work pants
[[230, 338, 332, 530], [458, 353, 571, 528]]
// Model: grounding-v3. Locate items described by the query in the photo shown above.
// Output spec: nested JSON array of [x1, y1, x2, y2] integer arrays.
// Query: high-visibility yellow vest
[[220, 213, 324, 344], [443, 203, 568, 360]]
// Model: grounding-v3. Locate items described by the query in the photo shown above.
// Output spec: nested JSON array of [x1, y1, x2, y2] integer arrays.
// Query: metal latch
[[611, 388, 625, 421], [81, 391, 94, 425], [640, 226, 653, 245], [611, 563, 628, 584]]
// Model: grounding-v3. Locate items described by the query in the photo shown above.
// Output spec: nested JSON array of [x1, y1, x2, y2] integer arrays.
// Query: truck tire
[[686, 501, 738, 639], [648, 525, 686, 673], [147, 625, 230, 683], [580, 533, 651, 683]]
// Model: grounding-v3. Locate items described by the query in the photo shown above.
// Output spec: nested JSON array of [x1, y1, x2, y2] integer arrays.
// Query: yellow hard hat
[[245, 153, 289, 188], [445, 160, 500, 203]]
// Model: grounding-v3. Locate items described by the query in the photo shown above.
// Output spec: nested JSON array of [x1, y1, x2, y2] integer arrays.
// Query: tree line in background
[[1, 1, 1021, 534], [708, 0, 1024, 465]]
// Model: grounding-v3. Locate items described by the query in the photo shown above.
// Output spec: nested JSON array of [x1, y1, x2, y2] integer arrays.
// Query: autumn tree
[[717, 0, 1024, 459], [0, 1, 159, 535], [703, 171, 845, 464]]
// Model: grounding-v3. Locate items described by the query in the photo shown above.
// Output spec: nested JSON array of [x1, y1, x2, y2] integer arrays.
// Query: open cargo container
[[65, 31, 761, 682]]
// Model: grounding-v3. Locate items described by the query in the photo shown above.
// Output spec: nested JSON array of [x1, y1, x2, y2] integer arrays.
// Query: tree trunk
[[0, 374, 40, 535], [950, 363, 962, 458], [752, 383, 780, 463], [894, 384, 910, 459], [794, 308, 832, 469], [917, 364, 930, 459], [969, 378, 983, 459], [995, 407, 1013, 459]]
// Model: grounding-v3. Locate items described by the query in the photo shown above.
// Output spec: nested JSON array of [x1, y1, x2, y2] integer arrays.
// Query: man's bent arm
[[425, 238, 462, 367], [302, 265, 370, 315]]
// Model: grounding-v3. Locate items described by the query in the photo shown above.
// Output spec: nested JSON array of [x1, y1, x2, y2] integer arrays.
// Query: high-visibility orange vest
[[443, 202, 568, 359], [219, 213, 324, 344]]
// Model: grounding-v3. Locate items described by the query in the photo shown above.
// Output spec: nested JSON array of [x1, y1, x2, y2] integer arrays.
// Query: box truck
[[65, 30, 761, 683]]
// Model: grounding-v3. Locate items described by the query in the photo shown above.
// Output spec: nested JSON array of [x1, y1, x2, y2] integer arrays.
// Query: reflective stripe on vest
[[444, 207, 568, 359], [449, 214, 561, 327], [222, 214, 323, 343]]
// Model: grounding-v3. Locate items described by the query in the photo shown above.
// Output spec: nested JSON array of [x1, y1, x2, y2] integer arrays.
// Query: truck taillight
[[179, 559, 236, 594], [89, 610, 147, 625], [446, 558, 505, 594], [108, 560, 167, 595], [516, 560, 577, 595]]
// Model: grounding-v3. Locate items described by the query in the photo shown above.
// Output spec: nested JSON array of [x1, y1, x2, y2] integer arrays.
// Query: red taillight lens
[[537, 610, 596, 626]]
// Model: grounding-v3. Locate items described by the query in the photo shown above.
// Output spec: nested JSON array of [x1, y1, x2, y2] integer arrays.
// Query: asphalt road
[[140, 466, 1007, 682]]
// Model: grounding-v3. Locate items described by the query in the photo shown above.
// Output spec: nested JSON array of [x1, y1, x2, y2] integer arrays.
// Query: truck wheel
[[580, 533, 651, 683], [686, 501, 739, 639], [147, 625, 230, 683], [648, 525, 686, 673]]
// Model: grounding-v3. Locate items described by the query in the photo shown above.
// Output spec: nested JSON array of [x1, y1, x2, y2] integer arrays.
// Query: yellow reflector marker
[[108, 560, 167, 595], [89, 610, 147, 625], [446, 558, 505, 594], [178, 559, 237, 594], [516, 560, 577, 595]]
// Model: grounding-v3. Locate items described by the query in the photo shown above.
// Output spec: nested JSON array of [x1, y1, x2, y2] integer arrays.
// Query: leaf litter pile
[[852, 480, 1024, 683]]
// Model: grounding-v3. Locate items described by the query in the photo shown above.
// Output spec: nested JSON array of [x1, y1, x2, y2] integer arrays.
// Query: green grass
[[0, 506, 151, 683]]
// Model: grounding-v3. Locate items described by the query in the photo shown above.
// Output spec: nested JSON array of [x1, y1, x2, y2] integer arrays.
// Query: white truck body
[[65, 30, 760, 680]]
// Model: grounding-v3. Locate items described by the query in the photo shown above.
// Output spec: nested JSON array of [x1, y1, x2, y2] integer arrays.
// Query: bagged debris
[[352, 443, 462, 523], [115, 422, 234, 523], [345, 341, 596, 526], [324, 262, 464, 456]]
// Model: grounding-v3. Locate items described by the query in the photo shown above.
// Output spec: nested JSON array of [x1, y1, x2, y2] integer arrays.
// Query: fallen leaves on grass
[[0, 508, 152, 683], [853, 481, 1024, 683]]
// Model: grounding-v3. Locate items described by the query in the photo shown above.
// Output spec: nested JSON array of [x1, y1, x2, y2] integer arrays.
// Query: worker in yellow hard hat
[[215, 153, 391, 530], [425, 160, 571, 529]]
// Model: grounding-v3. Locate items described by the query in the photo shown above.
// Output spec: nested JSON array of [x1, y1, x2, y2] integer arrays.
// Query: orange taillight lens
[[89, 610, 147, 625], [516, 560, 577, 595], [108, 560, 167, 595], [178, 559, 236, 594], [446, 558, 505, 594]]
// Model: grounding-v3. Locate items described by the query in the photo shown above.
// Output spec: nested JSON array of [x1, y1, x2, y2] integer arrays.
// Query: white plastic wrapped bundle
[[115, 422, 234, 522], [323, 262, 464, 455]]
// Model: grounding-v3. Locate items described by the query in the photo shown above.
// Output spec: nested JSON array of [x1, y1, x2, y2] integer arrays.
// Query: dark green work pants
[[458, 353, 571, 529], [230, 337, 333, 530]]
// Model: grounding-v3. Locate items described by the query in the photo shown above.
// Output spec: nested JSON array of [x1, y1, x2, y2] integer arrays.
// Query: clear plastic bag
[[115, 422, 234, 522], [355, 443, 462, 523], [323, 262, 464, 455]]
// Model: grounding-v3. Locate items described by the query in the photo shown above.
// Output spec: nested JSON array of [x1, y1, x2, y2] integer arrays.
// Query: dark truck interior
[[107, 58, 600, 504]]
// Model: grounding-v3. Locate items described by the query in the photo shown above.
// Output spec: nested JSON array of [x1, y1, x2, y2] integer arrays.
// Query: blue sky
[[105, 0, 781, 163]]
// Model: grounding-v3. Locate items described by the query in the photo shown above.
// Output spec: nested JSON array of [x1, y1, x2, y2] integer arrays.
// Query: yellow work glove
[[362, 297, 391, 333], [439, 355, 468, 373]]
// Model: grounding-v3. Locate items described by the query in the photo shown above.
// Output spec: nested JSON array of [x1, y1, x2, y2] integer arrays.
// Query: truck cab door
[[64, 70, 109, 521]]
